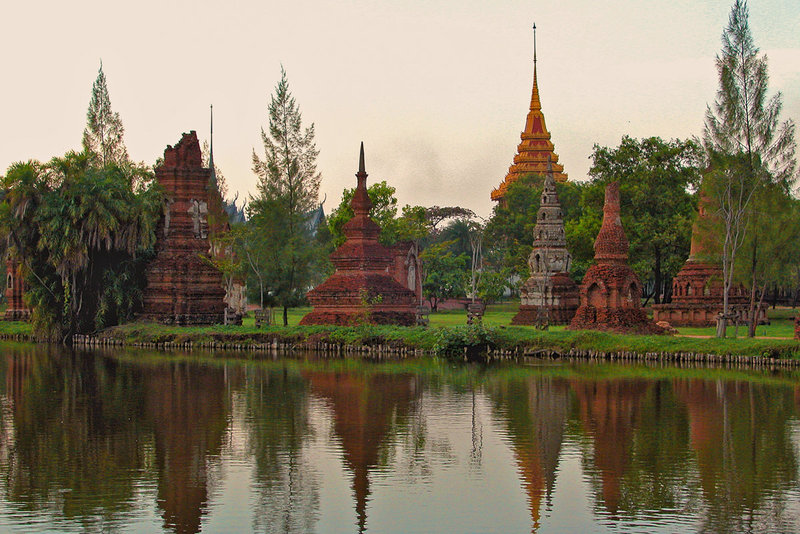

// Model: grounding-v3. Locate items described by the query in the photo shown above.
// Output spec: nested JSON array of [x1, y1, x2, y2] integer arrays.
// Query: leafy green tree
[[485, 173, 585, 282], [582, 136, 703, 304], [1, 152, 161, 341], [250, 67, 323, 325], [419, 241, 468, 311], [327, 180, 399, 247], [82, 62, 129, 167], [703, 0, 797, 336]]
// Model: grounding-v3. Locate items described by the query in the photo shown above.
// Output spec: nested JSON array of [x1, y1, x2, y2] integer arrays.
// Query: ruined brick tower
[[301, 143, 417, 326], [4, 256, 30, 321], [140, 131, 226, 325], [653, 190, 756, 326], [569, 182, 663, 334], [512, 157, 578, 325], [492, 24, 567, 204]]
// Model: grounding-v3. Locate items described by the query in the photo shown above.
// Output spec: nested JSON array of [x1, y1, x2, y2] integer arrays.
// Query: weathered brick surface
[[4, 257, 30, 321], [569, 182, 664, 334], [301, 145, 416, 326], [512, 159, 578, 325], [140, 132, 226, 325]]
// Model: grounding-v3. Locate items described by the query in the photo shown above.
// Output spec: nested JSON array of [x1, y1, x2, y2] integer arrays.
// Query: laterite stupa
[[140, 131, 226, 325], [4, 257, 30, 321], [653, 190, 757, 327], [492, 25, 567, 204], [569, 182, 664, 334], [511, 157, 578, 325], [300, 144, 417, 326]]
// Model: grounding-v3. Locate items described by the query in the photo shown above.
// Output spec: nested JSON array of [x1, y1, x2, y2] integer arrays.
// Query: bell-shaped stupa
[[569, 182, 663, 333], [301, 144, 417, 325]]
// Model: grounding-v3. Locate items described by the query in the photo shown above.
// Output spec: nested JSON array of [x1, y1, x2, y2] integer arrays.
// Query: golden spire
[[492, 24, 567, 203]]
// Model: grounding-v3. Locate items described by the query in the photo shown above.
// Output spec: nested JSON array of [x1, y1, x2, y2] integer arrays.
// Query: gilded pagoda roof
[[492, 48, 567, 203]]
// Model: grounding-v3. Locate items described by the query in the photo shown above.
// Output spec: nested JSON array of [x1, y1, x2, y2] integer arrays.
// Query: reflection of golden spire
[[492, 24, 567, 203]]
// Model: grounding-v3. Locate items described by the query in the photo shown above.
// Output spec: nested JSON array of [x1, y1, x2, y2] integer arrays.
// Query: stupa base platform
[[3, 309, 31, 322], [569, 307, 667, 335], [511, 305, 577, 326]]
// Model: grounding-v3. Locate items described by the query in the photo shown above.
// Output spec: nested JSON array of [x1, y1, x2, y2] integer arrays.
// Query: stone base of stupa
[[512, 273, 578, 325]]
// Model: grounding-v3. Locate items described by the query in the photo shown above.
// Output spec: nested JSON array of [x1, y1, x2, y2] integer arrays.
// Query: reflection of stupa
[[145, 363, 229, 534], [489, 377, 569, 531], [305, 371, 419, 533], [571, 379, 650, 515]]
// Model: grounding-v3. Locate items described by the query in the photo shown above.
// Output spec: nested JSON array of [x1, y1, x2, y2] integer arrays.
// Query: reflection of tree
[[305, 371, 420, 534], [612, 381, 696, 514], [674, 379, 799, 532], [571, 379, 650, 516], [0, 347, 148, 527], [142, 361, 230, 534], [486, 376, 569, 532], [245, 365, 319, 534]]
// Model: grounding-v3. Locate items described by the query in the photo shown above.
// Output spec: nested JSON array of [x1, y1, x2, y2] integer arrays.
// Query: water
[[0, 342, 798, 533]]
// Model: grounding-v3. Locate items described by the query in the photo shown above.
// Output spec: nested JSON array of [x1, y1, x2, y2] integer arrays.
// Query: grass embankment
[[3, 303, 799, 359]]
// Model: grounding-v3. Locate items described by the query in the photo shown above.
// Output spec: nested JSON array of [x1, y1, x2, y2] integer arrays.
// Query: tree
[[703, 0, 797, 337], [82, 62, 129, 167], [584, 136, 702, 304], [327, 180, 399, 247], [250, 67, 322, 325], [1, 152, 161, 341], [419, 241, 468, 311]]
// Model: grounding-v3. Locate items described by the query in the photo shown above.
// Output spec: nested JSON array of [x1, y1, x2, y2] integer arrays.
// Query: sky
[[1, 0, 798, 219]]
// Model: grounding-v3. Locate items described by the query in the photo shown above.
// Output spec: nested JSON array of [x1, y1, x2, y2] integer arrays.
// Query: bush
[[433, 324, 498, 360]]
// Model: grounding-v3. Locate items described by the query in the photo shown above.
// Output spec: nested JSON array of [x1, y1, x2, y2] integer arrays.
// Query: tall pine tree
[[703, 0, 796, 337], [82, 62, 129, 167], [249, 67, 323, 325]]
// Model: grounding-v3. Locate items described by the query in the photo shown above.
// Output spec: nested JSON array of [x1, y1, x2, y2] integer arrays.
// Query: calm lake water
[[0, 343, 799, 533]]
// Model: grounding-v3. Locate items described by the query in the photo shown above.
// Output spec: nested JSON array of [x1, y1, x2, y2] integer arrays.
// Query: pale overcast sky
[[1, 0, 798, 218]]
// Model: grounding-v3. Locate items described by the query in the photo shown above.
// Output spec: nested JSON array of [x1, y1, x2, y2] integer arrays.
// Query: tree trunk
[[283, 305, 288, 327], [653, 248, 662, 305]]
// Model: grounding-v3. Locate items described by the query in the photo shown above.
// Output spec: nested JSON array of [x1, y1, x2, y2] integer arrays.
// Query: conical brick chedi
[[300, 143, 416, 326], [511, 157, 578, 325], [569, 181, 664, 334]]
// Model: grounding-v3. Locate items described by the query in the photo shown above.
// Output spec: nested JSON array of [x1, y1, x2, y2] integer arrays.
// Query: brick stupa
[[569, 182, 664, 334], [301, 144, 416, 326], [512, 157, 578, 325], [140, 131, 226, 325], [653, 191, 756, 327], [4, 257, 30, 321], [492, 25, 567, 204]]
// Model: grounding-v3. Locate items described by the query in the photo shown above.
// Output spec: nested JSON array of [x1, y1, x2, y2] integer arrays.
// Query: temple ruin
[[512, 157, 578, 325], [653, 191, 759, 327], [140, 131, 226, 325], [4, 257, 30, 321], [569, 182, 664, 334], [300, 144, 417, 326], [492, 26, 567, 205]]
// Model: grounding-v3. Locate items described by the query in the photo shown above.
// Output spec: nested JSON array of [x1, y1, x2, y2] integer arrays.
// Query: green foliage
[[420, 241, 468, 310], [433, 323, 498, 359], [582, 136, 703, 302], [82, 62, 129, 167], [1, 151, 161, 340], [485, 173, 585, 281], [248, 67, 324, 324]]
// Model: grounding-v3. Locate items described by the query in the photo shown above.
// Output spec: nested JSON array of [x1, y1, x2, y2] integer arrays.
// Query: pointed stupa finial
[[209, 104, 214, 165], [530, 23, 541, 111], [543, 154, 556, 190], [351, 141, 372, 214]]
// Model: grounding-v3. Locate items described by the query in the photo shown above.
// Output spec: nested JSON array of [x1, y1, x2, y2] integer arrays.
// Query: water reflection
[[0, 344, 798, 533]]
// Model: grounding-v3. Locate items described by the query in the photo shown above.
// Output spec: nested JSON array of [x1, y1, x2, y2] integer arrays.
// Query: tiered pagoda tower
[[301, 144, 417, 326], [569, 182, 664, 334], [492, 25, 567, 204], [512, 157, 578, 325], [653, 191, 755, 326], [140, 131, 226, 325]]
